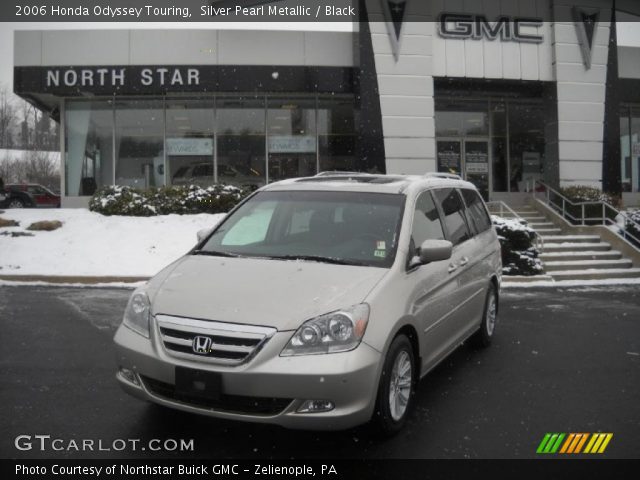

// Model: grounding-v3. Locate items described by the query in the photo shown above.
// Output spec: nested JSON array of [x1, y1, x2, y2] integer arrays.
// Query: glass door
[[436, 140, 462, 176], [437, 138, 490, 200], [464, 140, 490, 200]]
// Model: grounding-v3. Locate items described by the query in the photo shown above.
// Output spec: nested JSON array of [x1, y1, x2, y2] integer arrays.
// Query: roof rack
[[424, 172, 463, 180], [314, 171, 372, 177]]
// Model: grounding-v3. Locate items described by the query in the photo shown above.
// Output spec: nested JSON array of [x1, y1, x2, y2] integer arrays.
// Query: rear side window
[[410, 191, 445, 255], [433, 188, 472, 246], [460, 189, 492, 234]]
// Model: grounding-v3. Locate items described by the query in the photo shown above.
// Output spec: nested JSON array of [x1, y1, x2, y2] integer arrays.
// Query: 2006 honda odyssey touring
[[114, 172, 501, 435]]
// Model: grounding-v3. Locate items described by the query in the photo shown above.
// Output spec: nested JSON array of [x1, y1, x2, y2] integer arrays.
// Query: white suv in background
[[114, 172, 501, 435]]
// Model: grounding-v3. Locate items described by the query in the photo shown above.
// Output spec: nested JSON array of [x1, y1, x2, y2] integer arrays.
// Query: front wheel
[[371, 334, 416, 437], [470, 283, 498, 348]]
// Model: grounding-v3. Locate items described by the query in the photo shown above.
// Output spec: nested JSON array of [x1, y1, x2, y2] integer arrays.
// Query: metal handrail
[[486, 200, 544, 251], [531, 180, 640, 246]]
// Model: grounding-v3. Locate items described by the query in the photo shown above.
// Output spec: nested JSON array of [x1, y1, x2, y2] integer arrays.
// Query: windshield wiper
[[263, 254, 369, 266], [192, 249, 243, 258]]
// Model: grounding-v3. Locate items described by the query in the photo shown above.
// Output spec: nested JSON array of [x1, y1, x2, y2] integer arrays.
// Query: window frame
[[406, 188, 447, 271], [459, 188, 492, 235], [432, 187, 474, 247]]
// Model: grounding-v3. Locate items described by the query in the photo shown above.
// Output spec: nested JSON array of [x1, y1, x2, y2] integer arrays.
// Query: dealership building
[[12, 0, 640, 207]]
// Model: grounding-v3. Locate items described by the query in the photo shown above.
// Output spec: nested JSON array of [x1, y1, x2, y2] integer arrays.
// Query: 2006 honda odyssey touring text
[[114, 172, 502, 435]]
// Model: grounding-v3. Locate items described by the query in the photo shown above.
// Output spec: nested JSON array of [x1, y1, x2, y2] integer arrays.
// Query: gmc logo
[[438, 13, 543, 43]]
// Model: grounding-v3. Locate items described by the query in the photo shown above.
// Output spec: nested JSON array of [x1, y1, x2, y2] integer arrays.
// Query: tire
[[371, 334, 416, 437], [470, 283, 499, 349], [8, 198, 25, 208]]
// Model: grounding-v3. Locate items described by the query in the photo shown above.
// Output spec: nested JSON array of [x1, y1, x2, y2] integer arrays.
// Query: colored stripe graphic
[[560, 433, 575, 453], [550, 433, 565, 453], [536, 433, 552, 454], [584, 433, 599, 453], [584, 433, 614, 454], [573, 433, 589, 453], [538, 433, 613, 454], [537, 433, 565, 454]]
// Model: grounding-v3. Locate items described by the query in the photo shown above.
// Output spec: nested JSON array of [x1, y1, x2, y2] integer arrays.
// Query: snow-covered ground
[[0, 209, 224, 277], [1, 208, 639, 287]]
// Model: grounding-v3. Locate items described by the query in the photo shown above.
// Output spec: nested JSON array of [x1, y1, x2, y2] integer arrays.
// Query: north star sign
[[45, 67, 200, 88], [438, 13, 544, 43]]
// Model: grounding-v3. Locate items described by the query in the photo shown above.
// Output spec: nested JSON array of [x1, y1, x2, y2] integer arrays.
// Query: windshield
[[198, 190, 405, 268]]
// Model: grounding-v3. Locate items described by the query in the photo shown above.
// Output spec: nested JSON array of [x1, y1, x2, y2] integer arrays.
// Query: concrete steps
[[543, 258, 633, 272], [496, 202, 640, 283], [542, 242, 612, 253], [541, 250, 623, 262], [540, 235, 601, 243], [521, 215, 547, 222], [550, 268, 640, 281], [529, 222, 555, 228], [535, 228, 563, 235]]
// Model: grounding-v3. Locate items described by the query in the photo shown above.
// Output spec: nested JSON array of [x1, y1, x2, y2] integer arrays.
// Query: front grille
[[140, 375, 292, 416], [155, 314, 276, 365]]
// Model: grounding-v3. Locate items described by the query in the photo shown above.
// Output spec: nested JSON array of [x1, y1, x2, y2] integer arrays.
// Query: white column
[[367, 1, 435, 175], [551, 6, 611, 189], [65, 107, 90, 196]]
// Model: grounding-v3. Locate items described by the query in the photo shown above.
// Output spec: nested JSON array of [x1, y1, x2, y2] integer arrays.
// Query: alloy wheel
[[485, 292, 497, 337], [388, 350, 412, 421]]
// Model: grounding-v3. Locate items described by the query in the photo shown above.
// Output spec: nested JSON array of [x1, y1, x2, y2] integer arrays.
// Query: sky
[[0, 20, 639, 95]]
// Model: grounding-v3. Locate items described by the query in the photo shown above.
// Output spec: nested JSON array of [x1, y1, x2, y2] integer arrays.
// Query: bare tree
[[0, 151, 13, 181], [0, 84, 17, 148], [19, 99, 33, 149], [24, 150, 58, 189], [0, 152, 27, 184]]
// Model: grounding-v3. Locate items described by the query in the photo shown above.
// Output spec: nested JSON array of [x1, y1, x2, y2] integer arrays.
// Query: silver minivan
[[114, 172, 501, 435]]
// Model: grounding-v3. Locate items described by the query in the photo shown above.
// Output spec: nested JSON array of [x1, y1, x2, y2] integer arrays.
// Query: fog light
[[297, 400, 335, 413], [119, 367, 140, 386]]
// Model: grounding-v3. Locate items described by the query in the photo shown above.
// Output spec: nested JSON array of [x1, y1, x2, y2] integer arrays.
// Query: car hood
[[151, 255, 388, 331]]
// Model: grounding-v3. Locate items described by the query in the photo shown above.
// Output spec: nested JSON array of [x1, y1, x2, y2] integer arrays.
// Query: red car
[[7, 184, 60, 208]]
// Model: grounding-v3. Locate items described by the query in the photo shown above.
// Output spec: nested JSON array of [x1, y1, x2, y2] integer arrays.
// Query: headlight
[[122, 288, 151, 338], [281, 304, 370, 356]]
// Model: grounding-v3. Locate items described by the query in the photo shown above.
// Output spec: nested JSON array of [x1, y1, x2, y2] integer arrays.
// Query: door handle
[[459, 256, 469, 267], [447, 263, 458, 273]]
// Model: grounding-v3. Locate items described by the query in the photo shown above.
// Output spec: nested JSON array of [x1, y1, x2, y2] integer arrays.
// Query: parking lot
[[0, 285, 638, 459]]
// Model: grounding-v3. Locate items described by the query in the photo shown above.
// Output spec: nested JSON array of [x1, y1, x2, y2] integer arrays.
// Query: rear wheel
[[470, 283, 498, 348], [8, 198, 25, 208], [371, 334, 416, 436]]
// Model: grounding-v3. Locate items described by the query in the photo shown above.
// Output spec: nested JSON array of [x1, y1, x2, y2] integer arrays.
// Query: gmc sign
[[438, 13, 544, 43]]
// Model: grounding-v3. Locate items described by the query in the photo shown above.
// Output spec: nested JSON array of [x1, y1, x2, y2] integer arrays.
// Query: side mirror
[[196, 227, 214, 243], [417, 239, 453, 265]]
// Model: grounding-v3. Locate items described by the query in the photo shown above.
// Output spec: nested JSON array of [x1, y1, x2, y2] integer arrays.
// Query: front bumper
[[113, 319, 382, 430]]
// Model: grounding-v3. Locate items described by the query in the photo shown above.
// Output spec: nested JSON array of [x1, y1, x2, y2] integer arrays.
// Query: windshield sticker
[[376, 241, 386, 250], [374, 250, 387, 258]]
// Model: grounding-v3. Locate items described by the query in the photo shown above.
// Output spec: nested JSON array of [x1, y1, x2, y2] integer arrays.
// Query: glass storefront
[[216, 96, 266, 188], [64, 100, 114, 196], [166, 98, 215, 188], [64, 94, 356, 196], [435, 98, 545, 198], [114, 99, 164, 189], [267, 97, 317, 182], [620, 105, 640, 193]]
